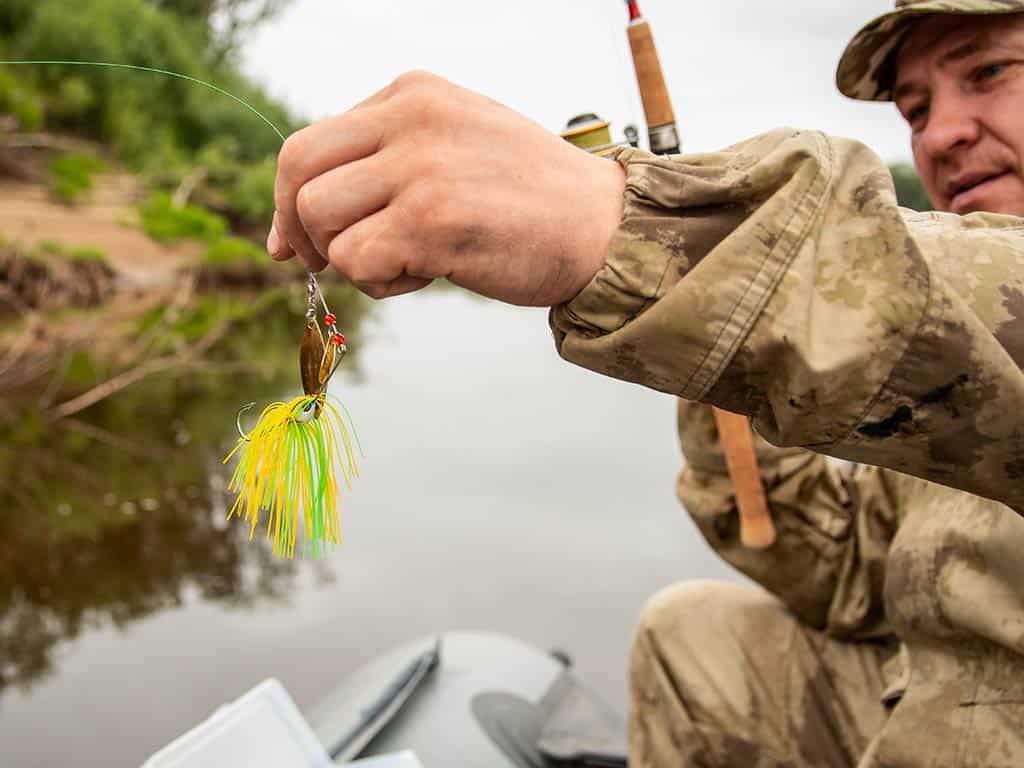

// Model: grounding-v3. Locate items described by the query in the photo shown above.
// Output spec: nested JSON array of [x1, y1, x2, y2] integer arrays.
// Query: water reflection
[[0, 283, 370, 696]]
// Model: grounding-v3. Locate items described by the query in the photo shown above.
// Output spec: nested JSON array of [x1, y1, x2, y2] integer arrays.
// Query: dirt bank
[[0, 176, 200, 292]]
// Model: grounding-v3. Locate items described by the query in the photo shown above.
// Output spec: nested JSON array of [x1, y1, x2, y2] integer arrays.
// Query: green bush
[[231, 156, 277, 223], [0, 68, 44, 131], [68, 246, 108, 264], [3, 0, 295, 234], [63, 350, 99, 387], [202, 235, 265, 268], [51, 76, 96, 121], [139, 192, 227, 243], [37, 239, 62, 256], [0, 0, 37, 41], [890, 163, 934, 212], [46, 152, 108, 204], [8, 0, 294, 160], [19, 239, 107, 266]]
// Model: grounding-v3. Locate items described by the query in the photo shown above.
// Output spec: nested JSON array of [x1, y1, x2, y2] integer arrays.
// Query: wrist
[[562, 153, 627, 303]]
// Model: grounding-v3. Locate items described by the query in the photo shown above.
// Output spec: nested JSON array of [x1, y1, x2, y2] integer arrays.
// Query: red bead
[[324, 313, 337, 326], [332, 333, 346, 345]]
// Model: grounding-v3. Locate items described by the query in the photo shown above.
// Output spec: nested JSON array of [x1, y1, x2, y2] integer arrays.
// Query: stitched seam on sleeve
[[680, 132, 834, 400]]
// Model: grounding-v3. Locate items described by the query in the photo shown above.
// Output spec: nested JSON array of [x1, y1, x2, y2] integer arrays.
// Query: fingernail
[[266, 226, 281, 256]]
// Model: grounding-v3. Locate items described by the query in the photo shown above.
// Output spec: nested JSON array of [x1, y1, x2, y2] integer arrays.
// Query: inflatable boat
[[144, 631, 628, 768]]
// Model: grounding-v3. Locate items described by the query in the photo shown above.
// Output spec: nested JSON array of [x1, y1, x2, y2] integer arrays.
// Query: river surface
[[1, 286, 738, 767]]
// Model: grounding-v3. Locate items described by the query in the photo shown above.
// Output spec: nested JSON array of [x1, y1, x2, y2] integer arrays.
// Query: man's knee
[[629, 581, 794, 766], [635, 579, 784, 655]]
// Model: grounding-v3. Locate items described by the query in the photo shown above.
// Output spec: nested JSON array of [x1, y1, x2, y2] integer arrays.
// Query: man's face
[[895, 14, 1024, 216]]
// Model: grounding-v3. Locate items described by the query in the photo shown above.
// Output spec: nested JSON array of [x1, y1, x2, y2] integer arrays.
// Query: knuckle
[[393, 69, 439, 91], [294, 183, 320, 225], [327, 230, 352, 268], [401, 177, 445, 222], [392, 75, 448, 127], [278, 129, 312, 182], [362, 282, 390, 300]]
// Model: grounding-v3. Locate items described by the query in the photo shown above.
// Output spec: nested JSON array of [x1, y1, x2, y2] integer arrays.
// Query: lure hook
[[236, 402, 257, 441]]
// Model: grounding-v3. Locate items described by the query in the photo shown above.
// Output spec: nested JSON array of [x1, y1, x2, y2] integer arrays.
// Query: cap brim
[[836, 1, 1024, 102]]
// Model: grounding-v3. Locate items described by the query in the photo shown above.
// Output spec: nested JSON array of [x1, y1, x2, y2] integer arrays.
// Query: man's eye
[[906, 104, 929, 125], [974, 62, 1007, 82]]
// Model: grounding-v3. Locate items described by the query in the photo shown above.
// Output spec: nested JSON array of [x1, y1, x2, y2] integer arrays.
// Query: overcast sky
[[240, 0, 912, 164]]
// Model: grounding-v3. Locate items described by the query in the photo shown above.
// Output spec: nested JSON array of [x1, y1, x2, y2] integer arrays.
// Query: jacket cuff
[[550, 129, 829, 402]]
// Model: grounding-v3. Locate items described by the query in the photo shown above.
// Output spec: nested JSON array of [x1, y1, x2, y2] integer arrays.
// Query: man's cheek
[[916, 167, 944, 211], [996, 175, 1024, 217]]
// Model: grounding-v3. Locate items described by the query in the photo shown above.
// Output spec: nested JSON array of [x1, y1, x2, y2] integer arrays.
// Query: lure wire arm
[[310, 272, 331, 317], [236, 402, 257, 441], [306, 271, 349, 395], [316, 348, 347, 396]]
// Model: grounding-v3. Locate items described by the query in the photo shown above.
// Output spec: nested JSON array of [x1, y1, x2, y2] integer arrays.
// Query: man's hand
[[268, 71, 626, 307]]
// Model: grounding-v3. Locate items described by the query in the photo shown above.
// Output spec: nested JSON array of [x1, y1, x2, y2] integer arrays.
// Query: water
[[0, 285, 737, 767]]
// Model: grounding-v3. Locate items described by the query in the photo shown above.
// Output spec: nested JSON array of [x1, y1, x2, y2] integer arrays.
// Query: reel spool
[[560, 113, 639, 156]]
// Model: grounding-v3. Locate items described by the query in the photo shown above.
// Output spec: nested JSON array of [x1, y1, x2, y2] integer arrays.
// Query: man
[[269, 1, 1024, 765]]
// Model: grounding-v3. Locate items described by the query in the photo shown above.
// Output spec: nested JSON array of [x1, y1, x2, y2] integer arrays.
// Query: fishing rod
[[623, 0, 776, 549]]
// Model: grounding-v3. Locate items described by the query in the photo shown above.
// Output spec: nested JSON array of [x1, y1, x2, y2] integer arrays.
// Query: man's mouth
[[947, 171, 1010, 212]]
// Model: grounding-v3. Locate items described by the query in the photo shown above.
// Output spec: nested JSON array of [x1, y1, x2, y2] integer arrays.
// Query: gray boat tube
[[309, 631, 627, 767]]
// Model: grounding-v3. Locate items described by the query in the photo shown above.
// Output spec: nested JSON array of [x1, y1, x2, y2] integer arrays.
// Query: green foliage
[[68, 246, 108, 264], [889, 163, 934, 212], [230, 155, 276, 223], [202, 235, 265, 268], [46, 152, 108, 204], [64, 350, 100, 387], [0, 0, 36, 42], [140, 191, 227, 243], [0, 68, 44, 131], [50, 76, 96, 121], [12, 238, 109, 268], [166, 295, 229, 340], [1, 0, 296, 220], [37, 239, 62, 256]]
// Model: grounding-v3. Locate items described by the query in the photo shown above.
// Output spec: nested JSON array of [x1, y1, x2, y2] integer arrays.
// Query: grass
[[135, 292, 276, 346], [67, 246, 108, 264], [202, 235, 265, 269], [11, 239, 109, 267], [46, 152, 108, 205], [37, 239, 62, 256], [63, 349, 100, 387], [139, 192, 227, 244]]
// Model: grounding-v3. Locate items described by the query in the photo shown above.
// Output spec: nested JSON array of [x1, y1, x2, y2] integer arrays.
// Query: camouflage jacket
[[551, 129, 1024, 764]]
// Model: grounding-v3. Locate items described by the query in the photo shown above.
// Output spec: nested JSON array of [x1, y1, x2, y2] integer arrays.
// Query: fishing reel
[[560, 113, 639, 157]]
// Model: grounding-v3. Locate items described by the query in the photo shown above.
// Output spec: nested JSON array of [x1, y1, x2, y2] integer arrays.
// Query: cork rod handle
[[624, 0, 775, 549], [713, 409, 776, 549], [626, 20, 675, 129]]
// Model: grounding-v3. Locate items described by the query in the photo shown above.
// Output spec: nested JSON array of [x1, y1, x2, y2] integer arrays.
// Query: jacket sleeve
[[550, 129, 1024, 513], [676, 400, 899, 639]]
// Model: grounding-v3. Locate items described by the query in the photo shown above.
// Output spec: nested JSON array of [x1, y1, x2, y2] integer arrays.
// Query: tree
[[889, 162, 934, 212], [152, 0, 291, 62]]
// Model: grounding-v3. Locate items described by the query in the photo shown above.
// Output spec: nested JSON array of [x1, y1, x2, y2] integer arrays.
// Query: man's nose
[[919, 94, 981, 160]]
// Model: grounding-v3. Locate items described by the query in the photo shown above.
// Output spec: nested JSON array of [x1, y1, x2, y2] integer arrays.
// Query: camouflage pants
[[629, 581, 896, 768]]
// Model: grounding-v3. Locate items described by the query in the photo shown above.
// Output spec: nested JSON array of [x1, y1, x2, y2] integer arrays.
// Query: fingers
[[268, 212, 295, 262], [363, 274, 434, 299], [294, 153, 396, 260], [273, 108, 385, 269], [268, 72, 449, 273], [327, 207, 434, 299]]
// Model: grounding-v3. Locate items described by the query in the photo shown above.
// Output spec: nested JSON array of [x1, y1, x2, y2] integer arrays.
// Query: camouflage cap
[[836, 1, 1024, 101]]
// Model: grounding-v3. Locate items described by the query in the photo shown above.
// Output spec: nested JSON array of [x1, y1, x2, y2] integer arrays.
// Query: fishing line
[[1, 59, 362, 558], [0, 59, 287, 143]]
